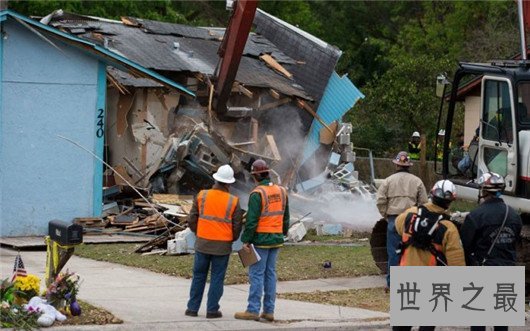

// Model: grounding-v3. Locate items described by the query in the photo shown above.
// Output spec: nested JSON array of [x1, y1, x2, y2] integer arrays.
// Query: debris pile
[[52, 9, 376, 251], [74, 190, 192, 238]]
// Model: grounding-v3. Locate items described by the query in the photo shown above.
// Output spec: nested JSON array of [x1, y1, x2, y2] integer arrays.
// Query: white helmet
[[438, 129, 446, 136], [477, 172, 505, 192], [212, 164, 236, 184], [412, 131, 420, 138], [430, 180, 456, 208]]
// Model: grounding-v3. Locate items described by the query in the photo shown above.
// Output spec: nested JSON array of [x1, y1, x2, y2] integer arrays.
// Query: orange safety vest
[[196, 189, 238, 242], [252, 184, 287, 234]]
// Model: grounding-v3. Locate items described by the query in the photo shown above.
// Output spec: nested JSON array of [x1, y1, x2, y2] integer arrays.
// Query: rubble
[[74, 188, 191, 244], [51, 9, 374, 253]]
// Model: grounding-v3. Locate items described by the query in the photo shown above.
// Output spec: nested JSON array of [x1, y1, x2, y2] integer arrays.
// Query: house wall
[[0, 19, 100, 236], [464, 95, 481, 144]]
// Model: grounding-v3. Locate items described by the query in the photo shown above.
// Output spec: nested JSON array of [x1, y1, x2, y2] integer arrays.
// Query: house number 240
[[96, 108, 104, 138]]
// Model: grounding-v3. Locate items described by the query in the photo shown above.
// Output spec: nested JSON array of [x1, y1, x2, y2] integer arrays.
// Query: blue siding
[[93, 62, 106, 216], [301, 72, 364, 164], [0, 20, 98, 236]]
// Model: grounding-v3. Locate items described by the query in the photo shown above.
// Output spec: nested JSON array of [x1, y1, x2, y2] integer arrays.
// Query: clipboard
[[238, 244, 261, 267]]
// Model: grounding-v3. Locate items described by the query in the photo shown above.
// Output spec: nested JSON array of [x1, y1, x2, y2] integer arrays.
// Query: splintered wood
[[75, 192, 192, 247]]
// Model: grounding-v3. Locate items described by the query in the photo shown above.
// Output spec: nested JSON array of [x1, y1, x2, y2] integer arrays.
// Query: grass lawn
[[75, 243, 380, 285], [450, 199, 478, 212], [55, 300, 122, 326], [278, 287, 389, 312], [303, 229, 371, 243]]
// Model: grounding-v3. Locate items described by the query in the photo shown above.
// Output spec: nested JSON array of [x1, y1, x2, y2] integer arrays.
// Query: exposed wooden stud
[[140, 89, 148, 174], [116, 91, 136, 136], [266, 135, 281, 161]]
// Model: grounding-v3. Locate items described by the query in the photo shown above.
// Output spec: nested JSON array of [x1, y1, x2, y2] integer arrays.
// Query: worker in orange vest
[[185, 164, 243, 319], [235, 159, 289, 322]]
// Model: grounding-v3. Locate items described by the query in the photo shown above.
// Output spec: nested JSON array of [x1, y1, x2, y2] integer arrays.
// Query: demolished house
[[1, 6, 369, 241], [0, 9, 193, 237]]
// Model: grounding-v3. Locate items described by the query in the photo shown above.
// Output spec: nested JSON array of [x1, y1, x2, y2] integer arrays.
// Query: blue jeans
[[247, 247, 279, 314], [187, 251, 230, 313], [386, 215, 400, 287]]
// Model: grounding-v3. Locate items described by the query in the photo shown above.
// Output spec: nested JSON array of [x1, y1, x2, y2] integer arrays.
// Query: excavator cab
[[439, 61, 530, 213]]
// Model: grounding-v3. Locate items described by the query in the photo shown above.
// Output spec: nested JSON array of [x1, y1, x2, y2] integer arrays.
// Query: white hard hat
[[412, 131, 420, 138], [430, 180, 457, 201], [478, 172, 505, 192], [212, 164, 236, 184], [438, 129, 446, 136]]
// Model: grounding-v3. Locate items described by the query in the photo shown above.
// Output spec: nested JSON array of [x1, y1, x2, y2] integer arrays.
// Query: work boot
[[206, 311, 222, 319], [234, 311, 260, 321], [260, 312, 274, 322], [185, 309, 198, 317]]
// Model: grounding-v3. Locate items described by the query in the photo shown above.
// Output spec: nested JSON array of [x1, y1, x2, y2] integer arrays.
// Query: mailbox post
[[45, 220, 83, 286]]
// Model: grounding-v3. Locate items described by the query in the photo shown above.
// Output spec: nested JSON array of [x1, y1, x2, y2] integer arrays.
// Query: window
[[482, 80, 513, 143], [483, 147, 507, 177]]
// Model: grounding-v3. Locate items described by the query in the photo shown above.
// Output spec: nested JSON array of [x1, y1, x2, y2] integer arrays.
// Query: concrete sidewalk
[[0, 247, 389, 330]]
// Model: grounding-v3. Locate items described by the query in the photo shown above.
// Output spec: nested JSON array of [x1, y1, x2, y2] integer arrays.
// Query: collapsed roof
[[42, 10, 312, 100]]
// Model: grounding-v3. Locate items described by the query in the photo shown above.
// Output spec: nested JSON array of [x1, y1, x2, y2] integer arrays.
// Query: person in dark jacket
[[185, 165, 244, 319], [460, 172, 522, 331], [234, 159, 289, 322]]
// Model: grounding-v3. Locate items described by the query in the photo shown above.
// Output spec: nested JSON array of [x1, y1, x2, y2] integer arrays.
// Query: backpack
[[397, 206, 449, 266]]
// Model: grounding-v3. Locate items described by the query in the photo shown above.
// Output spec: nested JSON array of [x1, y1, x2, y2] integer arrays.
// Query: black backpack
[[397, 206, 449, 266]]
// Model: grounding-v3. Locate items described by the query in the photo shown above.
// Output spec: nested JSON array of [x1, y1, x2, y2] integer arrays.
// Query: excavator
[[436, 0, 529, 289], [371, 0, 530, 293]]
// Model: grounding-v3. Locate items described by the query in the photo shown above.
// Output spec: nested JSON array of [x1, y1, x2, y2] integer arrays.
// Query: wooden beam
[[266, 135, 281, 161], [260, 54, 293, 79], [269, 89, 280, 99], [258, 98, 291, 111], [296, 99, 334, 135], [237, 84, 254, 98]]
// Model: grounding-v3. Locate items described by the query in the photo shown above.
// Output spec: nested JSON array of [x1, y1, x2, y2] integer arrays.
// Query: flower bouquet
[[13, 274, 40, 303], [1, 278, 40, 329], [45, 271, 81, 315]]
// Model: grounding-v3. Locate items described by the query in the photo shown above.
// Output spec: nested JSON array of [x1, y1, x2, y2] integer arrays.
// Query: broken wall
[[106, 87, 180, 186]]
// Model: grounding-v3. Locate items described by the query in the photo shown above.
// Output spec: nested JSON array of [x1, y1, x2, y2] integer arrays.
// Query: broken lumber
[[113, 165, 135, 187], [296, 99, 335, 135], [265, 135, 281, 161], [259, 54, 293, 79], [232, 83, 253, 98], [135, 224, 185, 253], [269, 89, 280, 99]]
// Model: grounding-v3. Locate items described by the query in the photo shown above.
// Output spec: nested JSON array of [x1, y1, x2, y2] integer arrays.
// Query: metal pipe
[[518, 0, 527, 60]]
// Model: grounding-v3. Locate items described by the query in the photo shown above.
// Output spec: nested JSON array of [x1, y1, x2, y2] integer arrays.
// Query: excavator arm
[[214, 0, 259, 116]]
